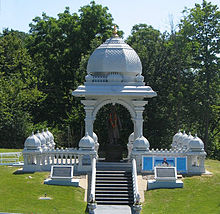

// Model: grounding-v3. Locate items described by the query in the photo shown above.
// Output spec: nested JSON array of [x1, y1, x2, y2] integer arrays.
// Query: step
[[96, 183, 132, 187], [95, 193, 131, 197], [96, 196, 132, 201], [96, 189, 132, 194], [96, 186, 131, 191], [96, 180, 131, 183], [96, 176, 132, 181], [96, 173, 130, 177], [96, 170, 128, 174], [96, 201, 133, 205]]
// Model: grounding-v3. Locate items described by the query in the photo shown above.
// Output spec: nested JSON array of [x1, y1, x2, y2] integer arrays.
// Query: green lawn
[[0, 148, 23, 153], [0, 149, 87, 214], [1, 150, 220, 214], [142, 159, 220, 214]]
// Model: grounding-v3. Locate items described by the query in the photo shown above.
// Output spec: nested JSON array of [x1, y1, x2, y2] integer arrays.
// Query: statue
[[105, 105, 123, 161], [108, 105, 122, 144]]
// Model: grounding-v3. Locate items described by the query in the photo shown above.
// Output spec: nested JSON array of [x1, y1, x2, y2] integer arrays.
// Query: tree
[[127, 24, 178, 148], [179, 0, 220, 152], [0, 30, 45, 148], [26, 2, 120, 146]]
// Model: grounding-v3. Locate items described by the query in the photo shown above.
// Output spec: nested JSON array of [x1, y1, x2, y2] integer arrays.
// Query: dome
[[46, 128, 55, 148], [42, 129, 50, 144], [189, 135, 204, 151], [36, 130, 47, 150], [87, 36, 142, 82], [79, 133, 95, 150], [128, 132, 134, 143], [172, 130, 182, 148], [177, 131, 188, 148], [182, 132, 194, 149], [92, 132, 98, 143], [24, 132, 41, 150], [46, 128, 54, 141], [133, 136, 149, 151], [42, 130, 52, 149]]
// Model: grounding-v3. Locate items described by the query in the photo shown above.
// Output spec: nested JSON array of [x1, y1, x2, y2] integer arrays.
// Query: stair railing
[[89, 157, 96, 203], [132, 159, 140, 204]]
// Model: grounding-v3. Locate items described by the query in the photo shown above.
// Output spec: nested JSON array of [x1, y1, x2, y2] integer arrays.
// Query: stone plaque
[[156, 167, 175, 178], [51, 166, 73, 178], [155, 167, 177, 181]]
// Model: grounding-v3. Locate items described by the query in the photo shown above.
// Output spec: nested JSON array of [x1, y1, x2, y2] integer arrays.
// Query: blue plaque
[[142, 157, 153, 171], [177, 157, 187, 173]]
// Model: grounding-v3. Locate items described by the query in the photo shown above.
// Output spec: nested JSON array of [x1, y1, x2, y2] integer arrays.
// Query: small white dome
[[136, 74, 144, 82], [177, 131, 188, 148], [42, 129, 50, 144], [46, 128, 54, 141], [36, 130, 47, 149], [189, 135, 204, 151], [172, 130, 182, 143], [172, 130, 182, 148], [182, 132, 194, 149], [87, 36, 142, 82], [92, 132, 98, 143], [46, 128, 56, 148], [133, 136, 149, 151], [79, 133, 95, 150], [85, 74, 93, 82], [24, 132, 41, 150], [128, 132, 134, 143]]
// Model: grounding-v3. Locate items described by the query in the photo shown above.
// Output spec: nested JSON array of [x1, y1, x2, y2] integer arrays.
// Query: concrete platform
[[95, 205, 132, 214], [44, 178, 79, 186], [147, 179, 183, 190]]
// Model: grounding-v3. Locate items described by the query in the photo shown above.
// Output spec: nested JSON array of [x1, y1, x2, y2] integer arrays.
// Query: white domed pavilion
[[73, 28, 157, 152]]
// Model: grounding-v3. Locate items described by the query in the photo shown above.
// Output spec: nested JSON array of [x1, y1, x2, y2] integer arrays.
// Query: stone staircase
[[95, 162, 134, 205]]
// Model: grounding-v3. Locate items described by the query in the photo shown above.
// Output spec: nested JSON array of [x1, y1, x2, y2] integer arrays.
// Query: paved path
[[95, 205, 132, 214]]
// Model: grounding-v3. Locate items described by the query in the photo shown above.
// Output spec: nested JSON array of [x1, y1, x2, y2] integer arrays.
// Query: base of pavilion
[[44, 178, 79, 186], [147, 179, 183, 190]]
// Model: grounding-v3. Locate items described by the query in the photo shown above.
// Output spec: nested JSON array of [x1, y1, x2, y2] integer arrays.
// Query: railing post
[[88, 157, 97, 214], [132, 159, 142, 214]]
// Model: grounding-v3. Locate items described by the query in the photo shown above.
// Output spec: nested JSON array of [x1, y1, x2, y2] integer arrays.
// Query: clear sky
[[0, 0, 219, 38]]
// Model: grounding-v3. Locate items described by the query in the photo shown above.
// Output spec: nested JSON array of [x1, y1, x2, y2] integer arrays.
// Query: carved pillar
[[132, 101, 148, 139], [81, 100, 97, 138]]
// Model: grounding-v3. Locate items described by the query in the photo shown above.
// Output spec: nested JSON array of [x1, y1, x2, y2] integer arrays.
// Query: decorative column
[[132, 101, 148, 139], [81, 100, 97, 138]]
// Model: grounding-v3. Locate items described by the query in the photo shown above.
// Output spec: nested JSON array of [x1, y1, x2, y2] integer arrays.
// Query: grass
[[142, 159, 220, 214], [0, 148, 23, 153], [0, 149, 87, 214], [1, 149, 220, 214], [0, 166, 87, 214]]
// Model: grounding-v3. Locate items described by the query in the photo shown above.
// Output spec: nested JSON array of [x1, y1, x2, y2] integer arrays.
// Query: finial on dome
[[112, 25, 119, 38]]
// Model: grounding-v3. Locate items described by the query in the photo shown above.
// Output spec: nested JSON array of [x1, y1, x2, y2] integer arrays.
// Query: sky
[[0, 0, 219, 39]]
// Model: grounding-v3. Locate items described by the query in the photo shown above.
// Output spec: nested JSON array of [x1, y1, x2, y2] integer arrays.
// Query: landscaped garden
[[0, 149, 219, 214], [0, 152, 87, 214], [143, 159, 220, 214]]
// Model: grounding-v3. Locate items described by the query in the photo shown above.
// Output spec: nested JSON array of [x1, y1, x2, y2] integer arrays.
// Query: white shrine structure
[[22, 28, 207, 213]]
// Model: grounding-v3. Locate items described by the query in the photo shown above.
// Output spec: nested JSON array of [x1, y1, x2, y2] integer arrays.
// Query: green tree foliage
[[179, 0, 220, 153], [0, 1, 219, 160], [0, 30, 45, 148], [26, 2, 118, 141], [126, 24, 192, 148], [126, 0, 220, 156]]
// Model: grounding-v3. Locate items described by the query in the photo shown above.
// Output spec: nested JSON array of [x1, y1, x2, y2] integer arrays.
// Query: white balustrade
[[132, 159, 140, 205], [0, 152, 22, 165]]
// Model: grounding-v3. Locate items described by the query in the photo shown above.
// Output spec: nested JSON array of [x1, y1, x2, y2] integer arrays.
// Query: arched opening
[[94, 103, 133, 161]]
